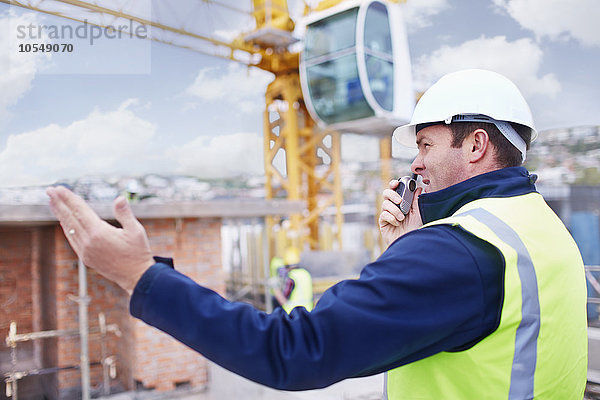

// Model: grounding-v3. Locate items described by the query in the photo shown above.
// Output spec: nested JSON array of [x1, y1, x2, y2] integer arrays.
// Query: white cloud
[[403, 0, 449, 31], [493, 0, 600, 46], [185, 63, 274, 114], [0, 95, 272, 186], [0, 10, 50, 121], [166, 132, 264, 178], [413, 35, 560, 97], [0, 99, 157, 186]]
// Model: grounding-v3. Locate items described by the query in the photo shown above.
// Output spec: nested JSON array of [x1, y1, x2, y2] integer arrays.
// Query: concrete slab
[[198, 363, 384, 400], [103, 362, 384, 400]]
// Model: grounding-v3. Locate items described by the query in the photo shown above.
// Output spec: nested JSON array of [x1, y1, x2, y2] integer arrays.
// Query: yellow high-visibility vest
[[387, 193, 587, 399], [283, 268, 314, 313]]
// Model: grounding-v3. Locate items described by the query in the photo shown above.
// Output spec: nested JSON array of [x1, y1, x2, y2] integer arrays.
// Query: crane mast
[[246, 0, 344, 253]]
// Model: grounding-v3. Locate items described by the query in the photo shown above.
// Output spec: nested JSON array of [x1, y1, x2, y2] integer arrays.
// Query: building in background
[[0, 200, 301, 400]]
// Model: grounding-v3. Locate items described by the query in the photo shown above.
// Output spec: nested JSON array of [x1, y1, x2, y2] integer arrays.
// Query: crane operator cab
[[300, 0, 414, 135]]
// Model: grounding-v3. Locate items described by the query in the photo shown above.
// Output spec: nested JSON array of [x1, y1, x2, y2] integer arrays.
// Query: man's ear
[[467, 129, 490, 163]]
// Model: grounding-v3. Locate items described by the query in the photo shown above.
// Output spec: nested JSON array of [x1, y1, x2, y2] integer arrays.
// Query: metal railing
[[4, 313, 121, 400], [587, 265, 600, 304]]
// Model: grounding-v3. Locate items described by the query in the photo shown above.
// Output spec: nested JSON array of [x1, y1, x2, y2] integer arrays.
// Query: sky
[[0, 0, 599, 188]]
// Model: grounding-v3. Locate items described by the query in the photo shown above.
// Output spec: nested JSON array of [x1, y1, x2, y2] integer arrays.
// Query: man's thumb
[[411, 187, 423, 210], [114, 196, 138, 230]]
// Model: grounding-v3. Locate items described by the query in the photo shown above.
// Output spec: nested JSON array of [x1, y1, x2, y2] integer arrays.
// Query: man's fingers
[[49, 186, 101, 228], [381, 200, 404, 223], [388, 179, 400, 190], [379, 211, 400, 227], [47, 187, 85, 239], [56, 186, 101, 224], [383, 188, 402, 204], [113, 196, 139, 231], [47, 186, 104, 246]]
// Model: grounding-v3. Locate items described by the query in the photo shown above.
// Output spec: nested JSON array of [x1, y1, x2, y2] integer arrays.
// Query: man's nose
[[411, 155, 424, 175]]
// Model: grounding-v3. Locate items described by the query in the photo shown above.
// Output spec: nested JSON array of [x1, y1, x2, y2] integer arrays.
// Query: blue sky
[[0, 0, 599, 187]]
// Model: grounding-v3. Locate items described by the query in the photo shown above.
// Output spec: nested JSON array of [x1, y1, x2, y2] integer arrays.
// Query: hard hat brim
[[393, 123, 418, 148]]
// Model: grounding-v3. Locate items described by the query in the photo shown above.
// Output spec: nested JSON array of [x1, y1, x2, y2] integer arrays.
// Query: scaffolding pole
[[77, 258, 91, 400]]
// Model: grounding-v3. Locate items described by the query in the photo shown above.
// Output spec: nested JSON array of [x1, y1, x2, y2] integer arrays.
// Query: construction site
[[1, 0, 600, 399]]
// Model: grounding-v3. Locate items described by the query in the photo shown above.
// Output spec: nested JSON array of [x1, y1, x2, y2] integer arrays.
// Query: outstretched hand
[[378, 180, 423, 247], [46, 186, 155, 295]]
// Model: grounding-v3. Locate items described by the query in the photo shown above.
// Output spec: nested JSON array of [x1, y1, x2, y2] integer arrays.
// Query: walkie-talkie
[[394, 173, 418, 215]]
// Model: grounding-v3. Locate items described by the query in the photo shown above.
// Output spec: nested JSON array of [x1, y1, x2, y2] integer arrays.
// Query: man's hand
[[46, 185, 155, 295], [378, 180, 423, 247]]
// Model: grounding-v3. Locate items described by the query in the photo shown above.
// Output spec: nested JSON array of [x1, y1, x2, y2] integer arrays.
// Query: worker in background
[[47, 69, 587, 398], [271, 247, 314, 313], [268, 255, 285, 310]]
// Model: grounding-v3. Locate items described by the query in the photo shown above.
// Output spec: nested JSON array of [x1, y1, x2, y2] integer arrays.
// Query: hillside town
[[2, 125, 599, 207]]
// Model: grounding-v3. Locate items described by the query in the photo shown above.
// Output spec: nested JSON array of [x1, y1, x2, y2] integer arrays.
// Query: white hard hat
[[393, 69, 537, 158]]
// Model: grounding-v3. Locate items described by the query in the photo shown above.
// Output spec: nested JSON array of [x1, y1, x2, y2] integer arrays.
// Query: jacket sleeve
[[130, 225, 503, 390]]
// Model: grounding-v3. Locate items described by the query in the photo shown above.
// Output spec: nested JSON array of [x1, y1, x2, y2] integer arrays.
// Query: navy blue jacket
[[130, 167, 538, 390]]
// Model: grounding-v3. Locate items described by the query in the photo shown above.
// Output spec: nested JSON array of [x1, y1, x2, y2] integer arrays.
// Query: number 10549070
[[18, 43, 73, 53]]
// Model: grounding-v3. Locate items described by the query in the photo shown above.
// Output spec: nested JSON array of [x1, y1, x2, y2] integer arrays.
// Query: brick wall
[[0, 215, 224, 399], [132, 217, 224, 391], [0, 229, 33, 338], [0, 228, 36, 399]]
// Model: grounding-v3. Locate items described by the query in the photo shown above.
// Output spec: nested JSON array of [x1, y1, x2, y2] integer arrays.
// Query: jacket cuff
[[129, 257, 174, 317]]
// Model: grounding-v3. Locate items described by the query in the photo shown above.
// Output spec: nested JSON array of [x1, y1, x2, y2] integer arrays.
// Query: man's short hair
[[449, 122, 532, 167]]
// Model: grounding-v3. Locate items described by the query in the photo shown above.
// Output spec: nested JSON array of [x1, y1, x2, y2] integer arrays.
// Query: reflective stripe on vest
[[459, 207, 540, 398], [386, 193, 587, 399], [283, 268, 314, 313]]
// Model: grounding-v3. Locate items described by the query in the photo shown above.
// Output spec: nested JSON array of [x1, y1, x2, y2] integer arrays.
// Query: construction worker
[[268, 255, 284, 310], [269, 255, 285, 281], [379, 69, 587, 398], [271, 247, 314, 313], [47, 69, 587, 398]]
